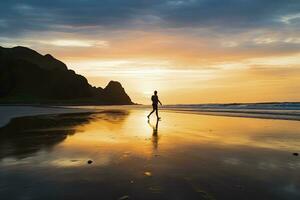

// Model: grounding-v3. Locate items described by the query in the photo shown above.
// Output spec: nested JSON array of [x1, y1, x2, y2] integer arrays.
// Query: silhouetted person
[[147, 90, 162, 120]]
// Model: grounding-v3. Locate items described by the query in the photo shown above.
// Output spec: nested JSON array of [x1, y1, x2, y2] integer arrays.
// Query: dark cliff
[[0, 46, 133, 105]]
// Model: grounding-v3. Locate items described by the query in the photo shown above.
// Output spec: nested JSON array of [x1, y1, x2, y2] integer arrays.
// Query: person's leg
[[148, 109, 155, 118], [155, 108, 159, 118]]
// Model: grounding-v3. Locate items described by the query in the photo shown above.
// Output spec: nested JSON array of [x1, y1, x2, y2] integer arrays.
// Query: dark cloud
[[0, 0, 161, 36], [160, 0, 300, 28], [0, 0, 299, 36]]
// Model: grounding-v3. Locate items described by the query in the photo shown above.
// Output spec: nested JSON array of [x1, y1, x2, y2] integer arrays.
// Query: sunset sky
[[1, 0, 300, 104]]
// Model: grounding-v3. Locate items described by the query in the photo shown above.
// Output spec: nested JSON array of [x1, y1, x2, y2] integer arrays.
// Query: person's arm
[[158, 99, 162, 106]]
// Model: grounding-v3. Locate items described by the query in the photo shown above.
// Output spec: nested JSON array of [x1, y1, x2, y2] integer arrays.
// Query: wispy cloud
[[279, 13, 300, 24], [40, 39, 109, 48]]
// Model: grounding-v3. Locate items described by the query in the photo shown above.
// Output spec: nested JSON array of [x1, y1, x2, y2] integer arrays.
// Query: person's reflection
[[148, 119, 160, 150]]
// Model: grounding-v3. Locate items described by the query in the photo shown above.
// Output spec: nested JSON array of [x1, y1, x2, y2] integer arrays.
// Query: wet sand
[[0, 106, 95, 128], [0, 109, 300, 200]]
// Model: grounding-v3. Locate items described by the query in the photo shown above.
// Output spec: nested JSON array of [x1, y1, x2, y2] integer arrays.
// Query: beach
[[2, 0, 300, 199], [0, 106, 96, 128], [0, 106, 300, 200]]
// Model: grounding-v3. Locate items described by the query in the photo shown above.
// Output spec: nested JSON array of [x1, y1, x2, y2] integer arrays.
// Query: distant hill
[[0, 46, 133, 105]]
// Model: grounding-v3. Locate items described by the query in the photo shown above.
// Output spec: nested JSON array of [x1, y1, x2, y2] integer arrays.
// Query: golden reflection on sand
[[51, 109, 300, 166], [1, 109, 299, 200]]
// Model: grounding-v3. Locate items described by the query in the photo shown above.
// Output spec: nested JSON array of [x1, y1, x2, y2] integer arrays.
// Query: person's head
[[154, 90, 157, 95]]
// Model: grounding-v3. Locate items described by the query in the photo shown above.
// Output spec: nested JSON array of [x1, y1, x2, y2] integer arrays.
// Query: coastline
[[1, 103, 300, 129], [163, 109, 300, 121], [0, 106, 98, 128], [160, 102, 300, 121]]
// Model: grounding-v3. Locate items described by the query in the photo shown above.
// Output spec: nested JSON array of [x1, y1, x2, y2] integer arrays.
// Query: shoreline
[[1, 105, 300, 129], [163, 109, 300, 121], [0, 106, 98, 128]]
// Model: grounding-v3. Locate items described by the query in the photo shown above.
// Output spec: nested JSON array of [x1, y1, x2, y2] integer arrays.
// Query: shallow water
[[0, 109, 300, 200]]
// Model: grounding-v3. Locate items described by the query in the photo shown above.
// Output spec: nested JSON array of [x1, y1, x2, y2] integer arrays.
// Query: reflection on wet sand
[[0, 110, 129, 159], [148, 119, 160, 151], [0, 109, 300, 200], [0, 113, 87, 159]]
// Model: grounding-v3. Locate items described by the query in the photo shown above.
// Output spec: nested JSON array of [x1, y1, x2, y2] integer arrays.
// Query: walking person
[[147, 90, 162, 120]]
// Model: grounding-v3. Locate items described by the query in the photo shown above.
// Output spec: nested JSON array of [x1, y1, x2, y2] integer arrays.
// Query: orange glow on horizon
[[2, 31, 300, 104]]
